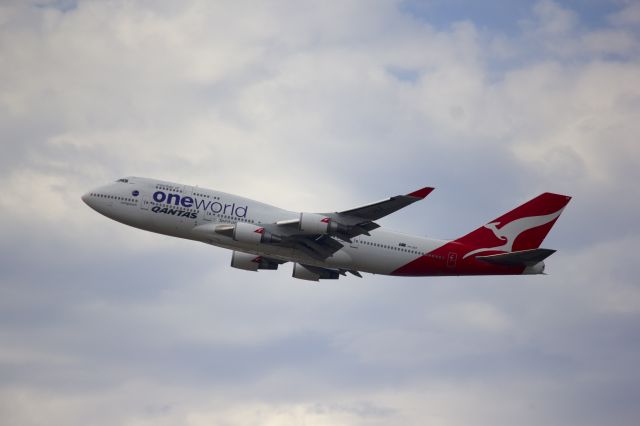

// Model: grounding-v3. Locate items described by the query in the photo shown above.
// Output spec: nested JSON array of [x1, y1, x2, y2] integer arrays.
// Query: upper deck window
[[116, 178, 129, 183]]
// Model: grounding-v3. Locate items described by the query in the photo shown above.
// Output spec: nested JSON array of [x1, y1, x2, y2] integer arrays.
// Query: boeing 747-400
[[82, 177, 570, 281]]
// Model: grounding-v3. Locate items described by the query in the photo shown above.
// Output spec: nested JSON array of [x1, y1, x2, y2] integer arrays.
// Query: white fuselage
[[82, 177, 450, 275]]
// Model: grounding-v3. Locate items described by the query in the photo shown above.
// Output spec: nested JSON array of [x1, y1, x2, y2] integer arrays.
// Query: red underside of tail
[[392, 242, 526, 276], [392, 192, 571, 276]]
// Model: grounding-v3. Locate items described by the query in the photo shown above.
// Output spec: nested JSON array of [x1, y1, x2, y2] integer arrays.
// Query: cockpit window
[[116, 178, 129, 183]]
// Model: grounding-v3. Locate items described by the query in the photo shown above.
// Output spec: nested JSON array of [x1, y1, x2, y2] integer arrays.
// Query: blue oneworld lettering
[[152, 190, 248, 218]]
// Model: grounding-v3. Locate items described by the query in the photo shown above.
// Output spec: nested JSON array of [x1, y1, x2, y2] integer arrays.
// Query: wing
[[334, 187, 434, 222], [323, 186, 434, 240], [282, 234, 345, 260], [202, 187, 434, 262], [272, 186, 434, 259]]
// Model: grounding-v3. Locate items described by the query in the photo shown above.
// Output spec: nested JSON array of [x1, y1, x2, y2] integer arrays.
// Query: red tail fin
[[457, 193, 571, 258]]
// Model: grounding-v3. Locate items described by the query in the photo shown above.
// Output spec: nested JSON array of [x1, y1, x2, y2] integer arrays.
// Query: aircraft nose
[[81, 191, 92, 207]]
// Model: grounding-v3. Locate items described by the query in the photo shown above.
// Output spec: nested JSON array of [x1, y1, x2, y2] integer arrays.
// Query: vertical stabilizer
[[457, 193, 571, 259]]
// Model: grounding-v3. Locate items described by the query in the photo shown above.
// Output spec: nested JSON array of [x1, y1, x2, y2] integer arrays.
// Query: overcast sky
[[1, 1, 640, 425]]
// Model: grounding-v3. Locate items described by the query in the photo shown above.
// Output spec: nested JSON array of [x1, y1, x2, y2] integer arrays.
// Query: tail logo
[[463, 208, 564, 259]]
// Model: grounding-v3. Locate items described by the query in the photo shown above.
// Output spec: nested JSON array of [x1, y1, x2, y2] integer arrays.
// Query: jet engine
[[298, 213, 349, 235], [231, 251, 279, 271], [216, 222, 281, 244], [292, 263, 340, 281]]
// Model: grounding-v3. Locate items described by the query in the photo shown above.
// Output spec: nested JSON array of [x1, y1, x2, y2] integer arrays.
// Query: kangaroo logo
[[463, 208, 564, 259]]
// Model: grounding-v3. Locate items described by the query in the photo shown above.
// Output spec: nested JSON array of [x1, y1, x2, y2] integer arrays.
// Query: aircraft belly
[[314, 250, 353, 269], [346, 248, 414, 275], [210, 239, 296, 260], [252, 244, 295, 259]]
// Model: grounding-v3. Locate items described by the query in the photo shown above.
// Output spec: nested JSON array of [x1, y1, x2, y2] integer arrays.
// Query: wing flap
[[284, 234, 344, 260]]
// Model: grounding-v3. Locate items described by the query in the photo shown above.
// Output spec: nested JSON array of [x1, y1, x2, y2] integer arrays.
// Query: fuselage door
[[183, 185, 201, 226], [447, 252, 458, 268], [139, 190, 151, 211]]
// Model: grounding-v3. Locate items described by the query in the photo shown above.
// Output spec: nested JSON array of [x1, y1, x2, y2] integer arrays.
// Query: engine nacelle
[[298, 213, 348, 235], [233, 222, 264, 244], [292, 263, 339, 281], [299, 213, 331, 234], [231, 251, 279, 271], [231, 251, 261, 271], [221, 222, 280, 244]]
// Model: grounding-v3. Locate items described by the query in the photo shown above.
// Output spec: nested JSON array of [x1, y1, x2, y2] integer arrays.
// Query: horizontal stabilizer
[[476, 248, 556, 267]]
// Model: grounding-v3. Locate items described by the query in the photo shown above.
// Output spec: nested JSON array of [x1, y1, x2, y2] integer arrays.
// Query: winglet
[[406, 187, 434, 199]]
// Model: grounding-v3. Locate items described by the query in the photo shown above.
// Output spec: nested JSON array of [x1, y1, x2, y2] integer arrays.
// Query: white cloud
[[582, 29, 638, 55], [532, 0, 577, 35], [1, 0, 640, 425], [608, 2, 640, 27]]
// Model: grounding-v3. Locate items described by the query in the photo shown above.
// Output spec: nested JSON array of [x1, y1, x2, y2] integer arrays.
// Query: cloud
[[1, 0, 640, 425], [532, 0, 578, 35], [608, 2, 640, 27]]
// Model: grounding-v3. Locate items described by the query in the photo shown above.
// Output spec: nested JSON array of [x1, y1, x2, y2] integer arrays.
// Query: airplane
[[81, 177, 571, 281]]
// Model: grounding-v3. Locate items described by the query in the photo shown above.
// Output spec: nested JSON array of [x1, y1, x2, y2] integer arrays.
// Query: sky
[[1, 0, 639, 424]]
